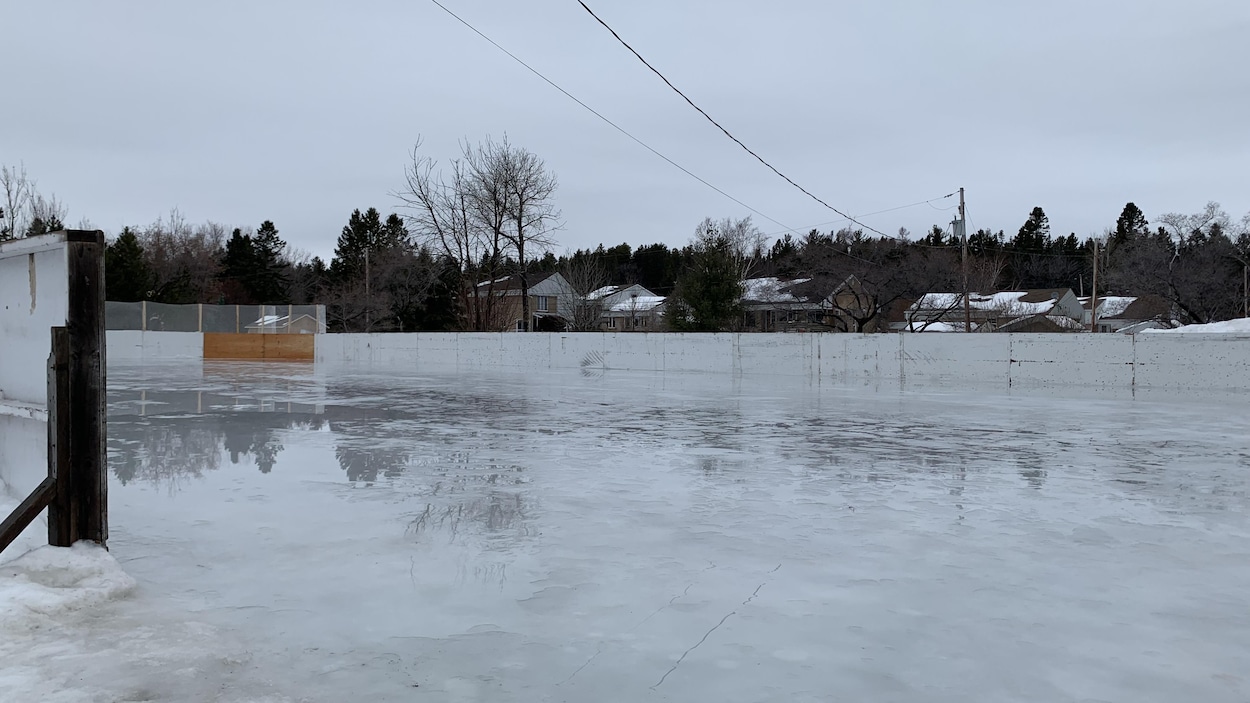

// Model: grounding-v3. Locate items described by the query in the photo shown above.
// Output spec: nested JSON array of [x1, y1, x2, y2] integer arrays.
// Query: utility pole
[[1090, 239, 1099, 333], [959, 187, 971, 333]]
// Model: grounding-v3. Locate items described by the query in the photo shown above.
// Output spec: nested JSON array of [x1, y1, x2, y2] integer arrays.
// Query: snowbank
[[0, 542, 136, 630], [1143, 318, 1250, 334]]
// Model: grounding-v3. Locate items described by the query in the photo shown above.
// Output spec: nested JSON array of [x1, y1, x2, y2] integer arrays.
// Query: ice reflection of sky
[[104, 361, 1250, 702]]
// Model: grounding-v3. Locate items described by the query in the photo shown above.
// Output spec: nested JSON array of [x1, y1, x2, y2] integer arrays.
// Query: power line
[[763, 193, 957, 238], [577, 0, 893, 239], [426, 0, 799, 235]]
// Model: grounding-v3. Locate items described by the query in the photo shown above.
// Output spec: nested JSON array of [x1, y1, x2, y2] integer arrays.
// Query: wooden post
[[1090, 239, 1099, 333], [47, 328, 72, 546], [64, 232, 107, 545]]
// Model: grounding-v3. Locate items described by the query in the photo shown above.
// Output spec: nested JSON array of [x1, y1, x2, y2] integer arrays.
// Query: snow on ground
[[1144, 317, 1250, 334], [4, 360, 1250, 701]]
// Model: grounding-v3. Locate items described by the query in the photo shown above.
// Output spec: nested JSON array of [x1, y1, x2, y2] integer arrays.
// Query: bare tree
[[562, 252, 609, 331], [694, 215, 765, 282], [467, 136, 560, 331], [398, 136, 559, 331], [138, 209, 226, 303], [399, 141, 500, 330], [1, 163, 37, 240]]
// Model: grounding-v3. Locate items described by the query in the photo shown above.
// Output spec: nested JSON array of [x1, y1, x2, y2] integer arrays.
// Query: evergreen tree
[[220, 228, 257, 303], [330, 208, 409, 283], [1113, 202, 1150, 246], [1012, 206, 1051, 253], [668, 236, 744, 331], [25, 215, 64, 237], [249, 220, 289, 302], [104, 227, 152, 301]]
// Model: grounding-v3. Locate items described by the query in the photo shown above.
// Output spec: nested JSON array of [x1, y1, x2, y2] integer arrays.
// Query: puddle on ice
[[3, 360, 1249, 702]]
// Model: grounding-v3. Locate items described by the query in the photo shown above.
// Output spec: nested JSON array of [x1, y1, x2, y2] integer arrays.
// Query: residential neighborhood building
[[584, 284, 666, 331], [1080, 294, 1177, 333], [245, 313, 322, 335], [471, 272, 576, 331], [904, 289, 1085, 332]]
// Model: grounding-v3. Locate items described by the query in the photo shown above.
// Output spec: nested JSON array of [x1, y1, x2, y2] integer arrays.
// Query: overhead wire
[[577, 0, 895, 240], [426, 0, 800, 236], [763, 193, 958, 238]]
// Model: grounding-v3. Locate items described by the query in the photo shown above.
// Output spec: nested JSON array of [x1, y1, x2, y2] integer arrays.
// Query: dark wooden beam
[[0, 477, 56, 554], [65, 231, 108, 545], [46, 327, 73, 547]]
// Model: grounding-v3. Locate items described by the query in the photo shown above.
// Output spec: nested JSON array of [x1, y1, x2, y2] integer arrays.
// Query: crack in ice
[[651, 611, 736, 689]]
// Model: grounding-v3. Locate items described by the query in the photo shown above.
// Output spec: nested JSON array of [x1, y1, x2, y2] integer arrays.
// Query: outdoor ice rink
[[8, 359, 1250, 702]]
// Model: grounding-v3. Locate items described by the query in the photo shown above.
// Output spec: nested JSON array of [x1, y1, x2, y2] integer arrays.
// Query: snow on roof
[[606, 296, 665, 313], [742, 277, 811, 303], [585, 285, 620, 301], [906, 321, 959, 332], [1046, 315, 1087, 330], [912, 291, 1059, 315], [1079, 296, 1136, 317], [249, 315, 286, 326], [1143, 318, 1250, 334]]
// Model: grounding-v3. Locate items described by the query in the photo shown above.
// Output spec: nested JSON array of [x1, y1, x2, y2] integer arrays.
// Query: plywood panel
[[204, 333, 313, 361]]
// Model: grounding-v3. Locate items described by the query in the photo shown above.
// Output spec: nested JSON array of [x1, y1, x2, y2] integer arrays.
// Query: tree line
[[6, 151, 1249, 332]]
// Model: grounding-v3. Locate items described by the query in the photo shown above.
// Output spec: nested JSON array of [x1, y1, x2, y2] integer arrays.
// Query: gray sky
[[5, 0, 1249, 260]]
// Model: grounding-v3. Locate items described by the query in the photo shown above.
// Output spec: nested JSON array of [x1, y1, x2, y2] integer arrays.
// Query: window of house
[[638, 317, 647, 328], [537, 296, 549, 312], [515, 319, 525, 331], [807, 311, 824, 323], [606, 317, 617, 329]]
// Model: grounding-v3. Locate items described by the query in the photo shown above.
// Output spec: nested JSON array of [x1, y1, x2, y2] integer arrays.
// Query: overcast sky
[[5, 0, 1249, 260]]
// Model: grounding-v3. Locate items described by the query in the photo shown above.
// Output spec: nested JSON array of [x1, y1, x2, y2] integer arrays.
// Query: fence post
[[235, 305, 240, 334], [198, 303, 204, 332], [141, 300, 147, 332], [38, 233, 107, 547], [46, 328, 72, 546]]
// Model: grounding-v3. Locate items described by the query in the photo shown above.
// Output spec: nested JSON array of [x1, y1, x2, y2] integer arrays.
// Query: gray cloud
[[4, 0, 1248, 259]]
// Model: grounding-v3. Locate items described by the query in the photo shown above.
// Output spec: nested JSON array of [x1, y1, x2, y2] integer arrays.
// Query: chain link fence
[[106, 302, 326, 334]]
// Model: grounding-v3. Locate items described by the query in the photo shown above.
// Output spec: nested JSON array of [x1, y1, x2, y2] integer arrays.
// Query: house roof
[[882, 297, 915, 325], [1079, 294, 1172, 321], [741, 277, 812, 304], [911, 290, 1070, 316], [586, 285, 621, 300], [247, 314, 318, 328], [1108, 294, 1171, 321], [605, 296, 666, 313], [475, 271, 557, 291]]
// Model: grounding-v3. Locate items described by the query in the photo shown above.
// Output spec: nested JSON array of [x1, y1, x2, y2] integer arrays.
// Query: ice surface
[[4, 360, 1250, 702]]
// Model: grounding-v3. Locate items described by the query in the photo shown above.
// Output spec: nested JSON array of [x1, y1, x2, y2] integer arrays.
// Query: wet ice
[[3, 360, 1249, 702]]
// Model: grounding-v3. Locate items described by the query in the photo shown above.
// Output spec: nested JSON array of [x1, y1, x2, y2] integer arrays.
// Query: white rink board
[[112, 330, 1250, 391], [0, 236, 69, 547]]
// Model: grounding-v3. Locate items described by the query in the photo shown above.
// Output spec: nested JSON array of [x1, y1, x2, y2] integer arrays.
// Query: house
[[245, 314, 322, 335], [905, 289, 1084, 332], [740, 277, 834, 332], [587, 284, 666, 331], [471, 271, 576, 331], [1079, 294, 1177, 333]]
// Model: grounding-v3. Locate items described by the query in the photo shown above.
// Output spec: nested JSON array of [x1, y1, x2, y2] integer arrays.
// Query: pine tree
[[1113, 202, 1150, 246], [249, 220, 289, 302], [104, 227, 152, 301], [220, 228, 257, 303], [1013, 206, 1051, 253], [669, 236, 744, 331]]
